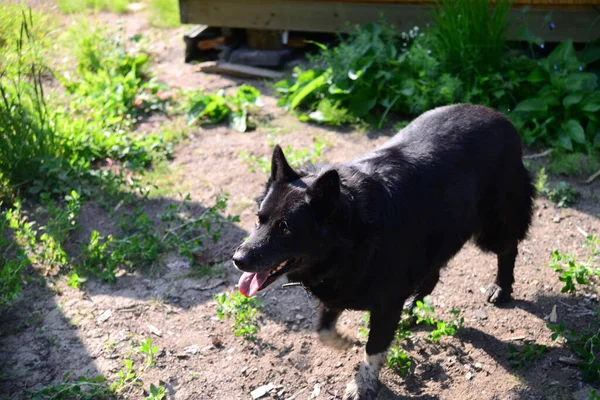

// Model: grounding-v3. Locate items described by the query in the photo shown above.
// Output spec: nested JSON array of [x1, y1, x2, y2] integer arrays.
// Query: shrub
[[510, 41, 600, 151]]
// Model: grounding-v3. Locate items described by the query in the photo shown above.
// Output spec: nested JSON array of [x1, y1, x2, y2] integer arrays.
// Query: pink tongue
[[238, 271, 271, 297]]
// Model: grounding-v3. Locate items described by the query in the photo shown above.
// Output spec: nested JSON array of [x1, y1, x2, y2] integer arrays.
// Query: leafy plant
[[139, 338, 159, 367], [546, 236, 600, 384], [275, 23, 464, 127], [548, 244, 599, 294], [145, 383, 166, 400], [549, 319, 600, 383], [26, 371, 112, 400], [386, 347, 413, 376], [510, 41, 600, 151], [507, 341, 547, 369], [547, 182, 577, 208], [187, 85, 262, 132], [215, 291, 262, 341], [411, 296, 463, 342]]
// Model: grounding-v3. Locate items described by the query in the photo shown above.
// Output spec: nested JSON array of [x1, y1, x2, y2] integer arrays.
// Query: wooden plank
[[179, 0, 600, 42], [198, 61, 285, 79], [296, 0, 596, 5]]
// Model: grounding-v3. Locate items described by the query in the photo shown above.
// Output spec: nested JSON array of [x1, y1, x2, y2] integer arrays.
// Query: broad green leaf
[[594, 132, 600, 148], [229, 110, 248, 132], [288, 72, 328, 110], [561, 119, 586, 144], [580, 40, 600, 64], [348, 89, 377, 117], [562, 93, 583, 107], [513, 98, 548, 113], [564, 73, 597, 92], [556, 135, 573, 151], [547, 41, 577, 65]]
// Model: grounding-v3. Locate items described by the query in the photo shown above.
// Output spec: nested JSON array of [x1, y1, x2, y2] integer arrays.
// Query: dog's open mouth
[[238, 259, 295, 297]]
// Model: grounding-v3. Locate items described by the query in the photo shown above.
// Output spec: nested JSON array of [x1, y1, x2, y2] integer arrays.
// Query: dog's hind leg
[[317, 306, 355, 350], [486, 244, 518, 304], [344, 305, 404, 400]]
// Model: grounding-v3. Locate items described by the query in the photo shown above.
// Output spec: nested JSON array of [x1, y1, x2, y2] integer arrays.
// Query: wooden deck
[[179, 0, 600, 42]]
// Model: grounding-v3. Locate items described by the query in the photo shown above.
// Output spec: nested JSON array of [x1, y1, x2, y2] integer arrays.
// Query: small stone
[[296, 314, 305, 320], [251, 383, 274, 399], [311, 383, 321, 398], [148, 324, 162, 337], [96, 310, 112, 324], [473, 309, 488, 320], [184, 345, 199, 355], [466, 371, 473, 380], [474, 363, 483, 371]]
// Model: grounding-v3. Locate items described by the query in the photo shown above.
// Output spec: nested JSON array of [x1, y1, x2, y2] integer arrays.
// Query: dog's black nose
[[232, 250, 248, 270]]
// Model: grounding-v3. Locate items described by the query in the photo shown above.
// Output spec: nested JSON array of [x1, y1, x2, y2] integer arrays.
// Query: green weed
[[145, 383, 166, 400], [186, 85, 262, 132], [507, 341, 547, 369], [386, 347, 413, 376], [547, 182, 577, 208], [26, 371, 112, 400], [0, 203, 31, 306], [411, 296, 463, 342], [535, 167, 549, 195], [110, 338, 164, 395], [72, 193, 237, 284], [548, 237, 599, 294], [549, 318, 600, 383], [215, 291, 262, 341], [546, 236, 600, 383]]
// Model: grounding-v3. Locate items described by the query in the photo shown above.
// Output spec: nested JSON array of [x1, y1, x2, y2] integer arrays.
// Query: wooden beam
[[198, 61, 285, 79], [179, 0, 600, 42]]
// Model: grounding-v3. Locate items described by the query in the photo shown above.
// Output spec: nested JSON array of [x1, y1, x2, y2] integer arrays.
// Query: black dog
[[233, 104, 534, 399]]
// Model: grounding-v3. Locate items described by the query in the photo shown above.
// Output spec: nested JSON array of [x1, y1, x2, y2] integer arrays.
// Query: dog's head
[[233, 145, 343, 297]]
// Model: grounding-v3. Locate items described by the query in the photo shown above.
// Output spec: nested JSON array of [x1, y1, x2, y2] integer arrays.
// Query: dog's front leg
[[317, 306, 354, 350], [344, 307, 402, 400]]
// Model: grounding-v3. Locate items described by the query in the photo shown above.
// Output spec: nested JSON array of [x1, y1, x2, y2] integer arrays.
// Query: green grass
[[239, 137, 327, 174], [548, 152, 600, 176], [57, 0, 131, 14], [430, 0, 513, 78], [149, 0, 180, 28]]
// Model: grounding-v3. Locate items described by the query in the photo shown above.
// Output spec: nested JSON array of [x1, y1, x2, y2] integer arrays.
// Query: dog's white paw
[[343, 374, 378, 400], [319, 329, 354, 350], [343, 354, 383, 400]]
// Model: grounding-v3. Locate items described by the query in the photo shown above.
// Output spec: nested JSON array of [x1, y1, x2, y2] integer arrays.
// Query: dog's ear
[[271, 145, 300, 182], [307, 169, 340, 217]]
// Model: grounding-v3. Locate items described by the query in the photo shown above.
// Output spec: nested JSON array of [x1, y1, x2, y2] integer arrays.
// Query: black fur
[[233, 104, 534, 398]]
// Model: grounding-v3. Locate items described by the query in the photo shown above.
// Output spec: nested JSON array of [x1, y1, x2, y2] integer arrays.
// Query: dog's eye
[[279, 221, 291, 236]]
